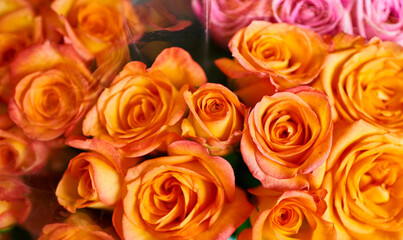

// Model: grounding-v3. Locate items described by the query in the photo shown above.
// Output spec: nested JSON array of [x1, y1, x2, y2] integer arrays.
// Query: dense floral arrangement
[[0, 0, 402, 239]]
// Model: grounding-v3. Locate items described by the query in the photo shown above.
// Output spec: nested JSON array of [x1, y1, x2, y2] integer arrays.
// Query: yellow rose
[[241, 86, 333, 191], [182, 83, 249, 155], [322, 120, 403, 239], [321, 35, 403, 131], [239, 188, 336, 240], [56, 138, 122, 213], [8, 42, 93, 141], [229, 21, 328, 90], [113, 140, 253, 239]]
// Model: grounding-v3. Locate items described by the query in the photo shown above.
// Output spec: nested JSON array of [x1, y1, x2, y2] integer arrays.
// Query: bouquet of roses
[[0, 0, 402, 239]]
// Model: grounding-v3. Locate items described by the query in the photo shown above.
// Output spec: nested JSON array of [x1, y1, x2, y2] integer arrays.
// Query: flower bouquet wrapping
[[0, 0, 402, 239]]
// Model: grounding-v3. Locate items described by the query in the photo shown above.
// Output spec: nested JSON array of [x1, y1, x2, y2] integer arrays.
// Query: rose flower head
[[0, 127, 49, 175], [241, 86, 333, 191], [271, 0, 350, 36], [83, 47, 206, 157], [51, 0, 143, 60], [239, 188, 335, 240], [352, 0, 403, 44], [322, 120, 403, 239], [113, 140, 253, 240], [191, 0, 273, 47], [8, 42, 93, 141], [321, 35, 403, 131], [39, 211, 117, 240], [182, 83, 249, 156], [56, 138, 123, 213], [0, 176, 31, 230], [229, 21, 328, 90]]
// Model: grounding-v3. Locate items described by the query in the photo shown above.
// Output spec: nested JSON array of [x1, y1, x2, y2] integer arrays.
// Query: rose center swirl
[[139, 171, 218, 232]]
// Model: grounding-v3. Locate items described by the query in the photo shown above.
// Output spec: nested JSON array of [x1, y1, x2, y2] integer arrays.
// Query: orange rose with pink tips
[[238, 188, 336, 240], [0, 127, 49, 176], [182, 82, 249, 156], [8, 42, 93, 141], [113, 140, 252, 240], [51, 0, 143, 60], [241, 86, 333, 191], [83, 47, 206, 157], [56, 138, 123, 213], [228, 21, 328, 90]]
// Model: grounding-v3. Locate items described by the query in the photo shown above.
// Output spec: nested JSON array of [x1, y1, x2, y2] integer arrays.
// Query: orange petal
[[151, 47, 207, 89], [195, 188, 253, 240]]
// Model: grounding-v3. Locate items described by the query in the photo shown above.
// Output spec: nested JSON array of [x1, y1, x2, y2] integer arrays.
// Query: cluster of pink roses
[[1, 0, 403, 240], [193, 0, 403, 47]]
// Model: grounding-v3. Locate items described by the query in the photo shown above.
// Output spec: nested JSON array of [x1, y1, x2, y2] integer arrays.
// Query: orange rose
[[181, 83, 249, 155], [50, 0, 143, 88], [8, 42, 93, 141], [0, 127, 48, 175], [322, 120, 403, 239], [241, 86, 333, 191], [39, 211, 117, 240], [83, 48, 206, 157], [229, 21, 328, 90], [113, 140, 252, 239], [239, 188, 335, 240], [321, 35, 403, 131], [0, 176, 31, 230], [51, 0, 143, 60], [56, 138, 122, 213]]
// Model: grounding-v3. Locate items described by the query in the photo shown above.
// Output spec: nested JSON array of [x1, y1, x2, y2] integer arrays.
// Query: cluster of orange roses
[[0, 0, 402, 240]]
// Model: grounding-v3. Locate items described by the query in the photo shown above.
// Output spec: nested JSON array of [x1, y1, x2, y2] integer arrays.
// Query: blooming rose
[[322, 120, 403, 239], [0, 127, 48, 175], [39, 211, 116, 240], [352, 0, 403, 44], [182, 83, 249, 155], [51, 0, 143, 60], [8, 42, 93, 141], [83, 48, 206, 157], [321, 35, 403, 130], [191, 0, 272, 47], [239, 188, 336, 240], [56, 138, 122, 213], [113, 140, 253, 240], [0, 176, 31, 230], [229, 21, 328, 90], [272, 0, 351, 35], [241, 86, 333, 191]]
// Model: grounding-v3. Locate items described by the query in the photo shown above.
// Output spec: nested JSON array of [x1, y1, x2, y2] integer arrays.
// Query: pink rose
[[272, 0, 351, 35], [352, 0, 403, 44], [191, 0, 272, 47]]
